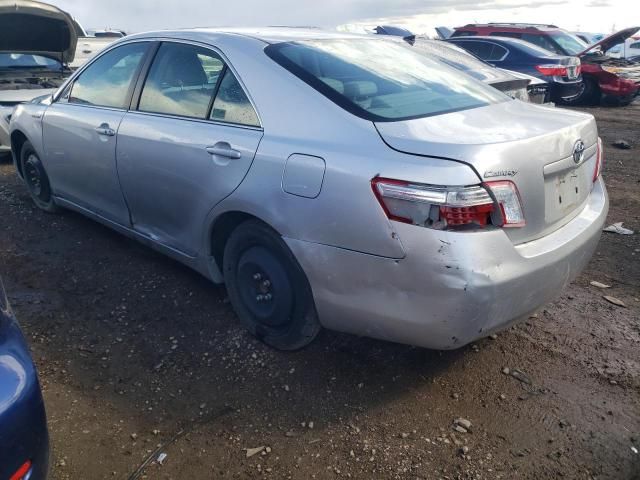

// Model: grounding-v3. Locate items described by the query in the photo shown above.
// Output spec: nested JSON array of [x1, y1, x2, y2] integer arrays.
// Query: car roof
[[448, 36, 561, 57], [456, 23, 559, 31], [127, 27, 370, 45]]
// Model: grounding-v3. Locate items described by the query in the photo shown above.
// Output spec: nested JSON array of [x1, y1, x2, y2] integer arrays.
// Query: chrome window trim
[[127, 109, 264, 132]]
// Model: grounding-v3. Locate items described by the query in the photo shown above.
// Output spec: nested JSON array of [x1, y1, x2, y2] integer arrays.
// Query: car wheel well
[[211, 212, 279, 275], [10, 130, 28, 177]]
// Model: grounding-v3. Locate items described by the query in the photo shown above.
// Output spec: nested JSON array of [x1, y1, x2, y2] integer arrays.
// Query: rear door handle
[[206, 142, 242, 160], [95, 123, 116, 136]]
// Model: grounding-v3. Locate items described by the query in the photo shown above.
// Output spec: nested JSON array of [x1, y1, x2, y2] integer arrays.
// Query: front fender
[[9, 103, 49, 172]]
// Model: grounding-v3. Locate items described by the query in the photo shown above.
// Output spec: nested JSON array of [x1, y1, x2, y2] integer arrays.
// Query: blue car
[[447, 36, 584, 103], [0, 278, 49, 480]]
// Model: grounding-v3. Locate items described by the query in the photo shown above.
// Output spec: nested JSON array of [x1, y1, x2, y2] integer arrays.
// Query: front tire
[[20, 141, 58, 213], [223, 220, 321, 351]]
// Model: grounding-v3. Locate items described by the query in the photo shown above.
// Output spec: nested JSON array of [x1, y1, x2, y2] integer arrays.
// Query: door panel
[[41, 41, 150, 225], [116, 113, 262, 256], [42, 104, 131, 224]]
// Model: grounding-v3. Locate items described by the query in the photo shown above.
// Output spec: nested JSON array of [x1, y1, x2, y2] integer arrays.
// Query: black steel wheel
[[223, 220, 321, 350], [20, 141, 58, 213]]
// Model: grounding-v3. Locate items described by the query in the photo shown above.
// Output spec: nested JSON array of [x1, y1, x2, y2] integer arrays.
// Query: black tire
[[561, 77, 600, 106], [20, 141, 58, 213], [223, 220, 321, 351]]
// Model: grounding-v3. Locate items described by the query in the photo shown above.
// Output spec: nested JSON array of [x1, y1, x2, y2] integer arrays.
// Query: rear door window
[[210, 69, 260, 127], [137, 42, 260, 126], [139, 43, 223, 119], [456, 41, 494, 60], [69, 42, 148, 109], [486, 44, 508, 61]]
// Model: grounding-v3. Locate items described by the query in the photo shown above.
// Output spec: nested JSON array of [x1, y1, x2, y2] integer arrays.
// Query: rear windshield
[[265, 39, 508, 122]]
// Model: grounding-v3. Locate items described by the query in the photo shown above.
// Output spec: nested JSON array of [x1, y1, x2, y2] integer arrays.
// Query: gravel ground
[[0, 103, 638, 480]]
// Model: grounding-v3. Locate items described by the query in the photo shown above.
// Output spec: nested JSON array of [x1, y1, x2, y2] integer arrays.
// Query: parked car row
[[450, 23, 640, 105], [446, 35, 582, 103], [374, 28, 552, 104], [573, 31, 640, 60]]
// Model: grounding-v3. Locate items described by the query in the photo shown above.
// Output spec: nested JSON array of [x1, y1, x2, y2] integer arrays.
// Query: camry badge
[[483, 169, 518, 178], [573, 140, 586, 164]]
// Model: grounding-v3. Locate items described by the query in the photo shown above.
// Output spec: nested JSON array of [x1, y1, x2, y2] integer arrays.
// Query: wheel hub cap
[[237, 246, 293, 327]]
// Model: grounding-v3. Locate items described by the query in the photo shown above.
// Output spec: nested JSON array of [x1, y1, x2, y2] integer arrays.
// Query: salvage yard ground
[[0, 103, 639, 479]]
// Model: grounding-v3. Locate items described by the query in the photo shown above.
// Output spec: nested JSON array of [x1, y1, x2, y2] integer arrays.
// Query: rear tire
[[20, 141, 58, 213], [223, 220, 321, 351]]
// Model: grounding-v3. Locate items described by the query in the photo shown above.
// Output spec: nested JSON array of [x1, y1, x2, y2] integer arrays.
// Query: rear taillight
[[593, 137, 603, 183], [371, 178, 525, 230], [9, 460, 32, 480], [484, 180, 526, 227], [535, 64, 568, 77]]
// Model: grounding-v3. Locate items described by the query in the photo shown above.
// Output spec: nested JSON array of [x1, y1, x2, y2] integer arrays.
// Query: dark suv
[[452, 23, 640, 105]]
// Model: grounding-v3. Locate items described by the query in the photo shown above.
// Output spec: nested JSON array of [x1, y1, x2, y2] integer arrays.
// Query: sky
[[49, 0, 638, 37]]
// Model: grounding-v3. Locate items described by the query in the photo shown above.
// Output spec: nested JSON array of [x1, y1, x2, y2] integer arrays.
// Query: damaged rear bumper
[[285, 178, 608, 350]]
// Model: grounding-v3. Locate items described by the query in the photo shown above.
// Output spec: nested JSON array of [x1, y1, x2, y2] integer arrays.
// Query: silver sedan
[[9, 28, 608, 350]]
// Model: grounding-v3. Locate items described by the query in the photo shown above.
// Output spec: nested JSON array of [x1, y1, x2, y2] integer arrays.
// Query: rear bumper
[[550, 81, 583, 101], [286, 178, 608, 350]]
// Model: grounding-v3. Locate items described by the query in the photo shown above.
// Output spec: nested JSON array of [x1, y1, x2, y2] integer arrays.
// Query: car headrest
[[344, 80, 378, 99], [164, 53, 207, 87], [319, 77, 345, 94]]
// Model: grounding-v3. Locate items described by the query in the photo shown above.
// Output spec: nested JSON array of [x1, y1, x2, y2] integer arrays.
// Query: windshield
[[0, 53, 62, 70], [265, 39, 507, 122], [550, 32, 588, 55]]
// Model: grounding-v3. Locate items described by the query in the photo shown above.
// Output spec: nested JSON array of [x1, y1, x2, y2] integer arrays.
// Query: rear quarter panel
[[202, 36, 482, 262]]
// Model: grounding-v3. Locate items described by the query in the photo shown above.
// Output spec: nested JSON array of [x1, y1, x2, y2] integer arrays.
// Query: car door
[[42, 42, 150, 225], [116, 42, 263, 256]]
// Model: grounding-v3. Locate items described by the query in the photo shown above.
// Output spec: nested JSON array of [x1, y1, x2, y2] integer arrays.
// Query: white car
[[0, 0, 77, 154], [573, 31, 640, 59]]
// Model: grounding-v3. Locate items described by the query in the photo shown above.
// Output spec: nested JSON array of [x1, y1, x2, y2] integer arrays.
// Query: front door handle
[[95, 123, 116, 137], [206, 142, 242, 160]]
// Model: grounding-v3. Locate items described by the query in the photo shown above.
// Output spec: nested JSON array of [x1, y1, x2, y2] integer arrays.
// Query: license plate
[[567, 66, 578, 80], [553, 170, 580, 212]]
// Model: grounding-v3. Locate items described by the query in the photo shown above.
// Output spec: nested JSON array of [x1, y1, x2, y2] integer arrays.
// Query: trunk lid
[[0, 0, 77, 63], [375, 100, 599, 244]]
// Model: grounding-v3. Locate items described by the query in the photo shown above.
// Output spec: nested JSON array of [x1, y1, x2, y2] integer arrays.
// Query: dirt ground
[[0, 102, 639, 480]]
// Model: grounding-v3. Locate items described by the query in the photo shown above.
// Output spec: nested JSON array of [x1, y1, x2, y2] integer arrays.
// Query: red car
[[452, 23, 640, 105]]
